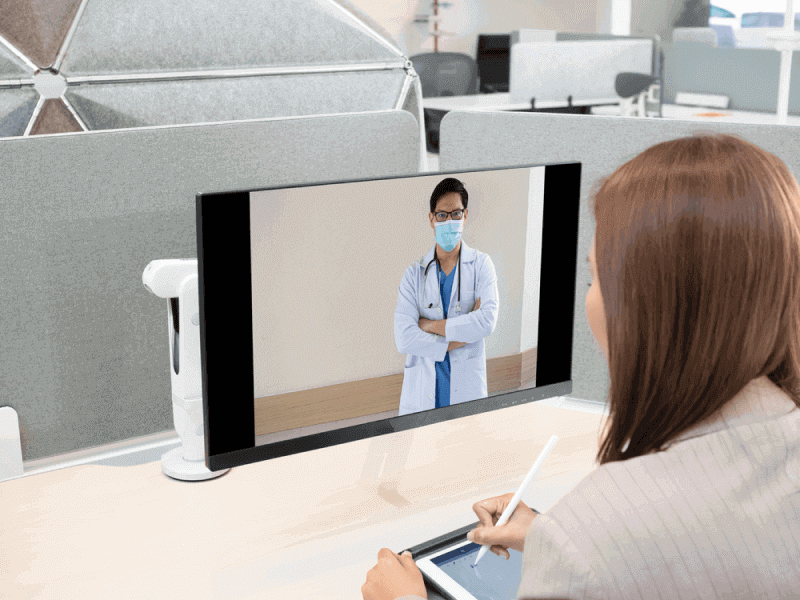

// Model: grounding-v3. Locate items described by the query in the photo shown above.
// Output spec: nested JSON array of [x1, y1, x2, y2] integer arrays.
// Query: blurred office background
[[4, 0, 800, 469], [2, 0, 794, 139]]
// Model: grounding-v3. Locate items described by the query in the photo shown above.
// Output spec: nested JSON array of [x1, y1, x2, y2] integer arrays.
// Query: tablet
[[416, 540, 523, 600]]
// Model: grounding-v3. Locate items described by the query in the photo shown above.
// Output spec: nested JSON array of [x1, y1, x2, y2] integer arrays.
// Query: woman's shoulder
[[524, 409, 800, 596], [542, 406, 800, 549]]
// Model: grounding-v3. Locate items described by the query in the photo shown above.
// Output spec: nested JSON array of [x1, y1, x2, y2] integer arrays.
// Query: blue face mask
[[434, 219, 464, 252]]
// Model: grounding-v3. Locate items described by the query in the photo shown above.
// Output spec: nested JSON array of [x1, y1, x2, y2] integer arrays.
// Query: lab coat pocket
[[399, 363, 422, 415], [465, 340, 482, 361], [405, 354, 420, 369], [462, 354, 488, 401], [419, 301, 443, 322]]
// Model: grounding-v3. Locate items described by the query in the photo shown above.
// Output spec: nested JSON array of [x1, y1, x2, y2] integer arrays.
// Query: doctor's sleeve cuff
[[395, 317, 449, 361], [444, 311, 492, 344], [433, 334, 448, 362]]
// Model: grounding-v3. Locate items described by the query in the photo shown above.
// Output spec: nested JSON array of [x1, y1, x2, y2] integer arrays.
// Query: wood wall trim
[[521, 345, 537, 386], [255, 346, 538, 437]]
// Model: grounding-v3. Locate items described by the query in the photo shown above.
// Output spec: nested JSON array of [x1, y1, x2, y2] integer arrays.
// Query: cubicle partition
[[0, 110, 420, 464], [474, 33, 660, 95], [556, 32, 661, 81], [0, 0, 428, 171], [509, 39, 654, 105], [439, 110, 800, 403], [662, 41, 800, 114]]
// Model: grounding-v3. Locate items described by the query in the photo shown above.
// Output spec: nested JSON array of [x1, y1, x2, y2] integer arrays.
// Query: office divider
[[556, 32, 661, 80], [439, 110, 800, 403], [509, 39, 654, 105], [662, 41, 800, 114], [0, 110, 420, 462], [0, 0, 427, 170]]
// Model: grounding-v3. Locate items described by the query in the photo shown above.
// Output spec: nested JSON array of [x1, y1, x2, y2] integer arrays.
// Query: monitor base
[[161, 446, 230, 481]]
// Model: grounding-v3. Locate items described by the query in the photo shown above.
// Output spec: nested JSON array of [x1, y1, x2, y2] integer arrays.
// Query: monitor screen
[[197, 163, 581, 472], [476, 34, 511, 93]]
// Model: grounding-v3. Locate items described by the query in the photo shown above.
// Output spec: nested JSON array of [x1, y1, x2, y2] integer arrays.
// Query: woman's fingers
[[472, 498, 500, 528], [491, 545, 510, 560]]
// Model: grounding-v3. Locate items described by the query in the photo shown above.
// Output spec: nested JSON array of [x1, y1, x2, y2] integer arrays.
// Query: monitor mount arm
[[143, 259, 230, 481]]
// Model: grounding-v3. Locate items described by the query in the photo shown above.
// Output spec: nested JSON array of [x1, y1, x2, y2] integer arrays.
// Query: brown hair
[[591, 133, 800, 465]]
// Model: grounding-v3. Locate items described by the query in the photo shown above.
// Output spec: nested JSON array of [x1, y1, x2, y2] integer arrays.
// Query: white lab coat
[[394, 240, 499, 415]]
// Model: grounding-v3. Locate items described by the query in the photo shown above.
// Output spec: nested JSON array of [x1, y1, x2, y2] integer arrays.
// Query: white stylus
[[472, 435, 559, 567]]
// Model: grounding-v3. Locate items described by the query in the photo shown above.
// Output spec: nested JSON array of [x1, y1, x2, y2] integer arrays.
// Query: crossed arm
[[418, 297, 482, 352]]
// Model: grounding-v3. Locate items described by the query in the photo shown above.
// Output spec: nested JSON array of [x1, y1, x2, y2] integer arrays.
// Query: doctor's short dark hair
[[430, 177, 469, 213]]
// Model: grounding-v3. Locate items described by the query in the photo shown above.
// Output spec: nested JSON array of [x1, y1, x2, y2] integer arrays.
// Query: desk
[[2, 399, 606, 600], [423, 92, 619, 113], [422, 93, 620, 154], [591, 102, 800, 125]]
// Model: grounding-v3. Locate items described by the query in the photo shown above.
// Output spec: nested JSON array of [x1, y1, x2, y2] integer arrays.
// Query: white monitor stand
[[143, 259, 230, 481]]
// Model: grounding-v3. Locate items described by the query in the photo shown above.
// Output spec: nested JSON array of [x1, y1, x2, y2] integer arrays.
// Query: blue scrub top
[[435, 262, 456, 408]]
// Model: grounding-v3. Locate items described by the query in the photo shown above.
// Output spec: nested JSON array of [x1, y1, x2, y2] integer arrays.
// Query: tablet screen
[[429, 541, 523, 600]]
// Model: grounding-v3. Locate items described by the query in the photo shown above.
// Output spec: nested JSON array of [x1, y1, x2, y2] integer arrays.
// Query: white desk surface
[[592, 102, 800, 125], [1, 399, 606, 600], [423, 96, 800, 126], [422, 93, 618, 112]]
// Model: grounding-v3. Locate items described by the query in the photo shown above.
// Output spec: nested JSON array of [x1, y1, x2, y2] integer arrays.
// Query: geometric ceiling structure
[[0, 0, 423, 143]]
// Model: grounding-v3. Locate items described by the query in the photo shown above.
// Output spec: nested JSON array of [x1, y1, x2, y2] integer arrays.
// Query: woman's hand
[[466, 493, 537, 559], [362, 549, 427, 600]]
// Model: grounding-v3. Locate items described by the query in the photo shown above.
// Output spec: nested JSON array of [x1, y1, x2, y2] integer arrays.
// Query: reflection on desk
[[2, 401, 606, 600]]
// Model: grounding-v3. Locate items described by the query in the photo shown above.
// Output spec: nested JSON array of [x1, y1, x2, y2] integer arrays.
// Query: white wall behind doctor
[[520, 167, 545, 354], [248, 168, 543, 399]]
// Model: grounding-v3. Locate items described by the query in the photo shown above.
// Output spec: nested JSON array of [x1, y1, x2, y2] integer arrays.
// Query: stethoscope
[[422, 243, 462, 312]]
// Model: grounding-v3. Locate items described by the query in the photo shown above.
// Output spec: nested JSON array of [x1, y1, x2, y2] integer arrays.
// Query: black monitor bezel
[[197, 162, 582, 472], [476, 34, 512, 93]]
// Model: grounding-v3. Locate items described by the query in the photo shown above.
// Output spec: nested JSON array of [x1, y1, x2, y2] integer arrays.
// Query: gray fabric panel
[[557, 33, 659, 74], [0, 88, 37, 137], [400, 77, 421, 127], [0, 42, 31, 78], [662, 41, 800, 114], [0, 110, 420, 461], [439, 111, 800, 403], [61, 0, 401, 77], [62, 93, 147, 130], [64, 71, 406, 129]]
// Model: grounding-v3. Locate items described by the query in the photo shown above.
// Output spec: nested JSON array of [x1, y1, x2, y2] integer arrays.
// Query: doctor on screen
[[394, 177, 499, 416]]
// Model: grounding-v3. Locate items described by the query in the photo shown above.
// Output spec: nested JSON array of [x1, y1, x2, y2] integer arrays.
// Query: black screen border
[[197, 162, 581, 471]]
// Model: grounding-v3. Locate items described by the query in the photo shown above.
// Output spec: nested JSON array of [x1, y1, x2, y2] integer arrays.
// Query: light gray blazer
[[398, 377, 800, 600]]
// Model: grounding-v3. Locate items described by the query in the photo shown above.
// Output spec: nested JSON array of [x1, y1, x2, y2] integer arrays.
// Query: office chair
[[615, 72, 661, 118], [410, 52, 479, 153], [672, 27, 718, 46], [410, 52, 479, 97], [710, 24, 737, 47]]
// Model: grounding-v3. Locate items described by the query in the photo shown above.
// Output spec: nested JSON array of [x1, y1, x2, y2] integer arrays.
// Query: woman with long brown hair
[[363, 134, 800, 600]]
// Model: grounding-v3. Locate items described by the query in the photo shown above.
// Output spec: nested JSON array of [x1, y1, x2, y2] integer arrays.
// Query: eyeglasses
[[434, 209, 465, 222]]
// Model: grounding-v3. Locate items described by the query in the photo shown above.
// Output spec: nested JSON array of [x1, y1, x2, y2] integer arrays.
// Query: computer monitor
[[476, 34, 511, 93], [197, 163, 581, 472]]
